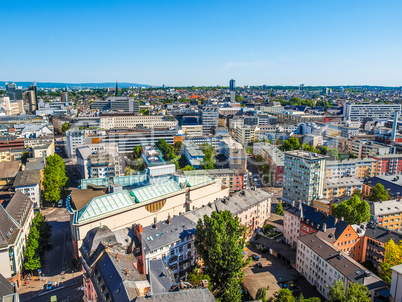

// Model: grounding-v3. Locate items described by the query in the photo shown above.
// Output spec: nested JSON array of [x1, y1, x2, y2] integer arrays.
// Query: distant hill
[[0, 81, 153, 89]]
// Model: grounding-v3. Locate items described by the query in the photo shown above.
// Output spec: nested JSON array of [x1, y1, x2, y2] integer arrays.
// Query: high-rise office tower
[[61, 92, 69, 103], [282, 150, 326, 206], [229, 79, 235, 91], [27, 81, 38, 113], [5, 83, 21, 101]]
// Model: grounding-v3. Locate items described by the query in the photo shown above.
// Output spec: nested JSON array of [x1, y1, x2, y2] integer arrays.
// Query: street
[[19, 207, 83, 302]]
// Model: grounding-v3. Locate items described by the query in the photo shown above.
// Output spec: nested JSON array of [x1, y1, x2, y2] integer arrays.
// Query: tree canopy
[[132, 145, 142, 160], [274, 203, 284, 215], [173, 141, 183, 155], [182, 165, 195, 171], [328, 279, 370, 302], [200, 143, 215, 170], [369, 183, 390, 202], [278, 137, 300, 151], [195, 210, 250, 302], [43, 154, 68, 203], [380, 239, 402, 284], [331, 195, 370, 225], [61, 122, 70, 133], [156, 139, 175, 161], [24, 213, 51, 271]]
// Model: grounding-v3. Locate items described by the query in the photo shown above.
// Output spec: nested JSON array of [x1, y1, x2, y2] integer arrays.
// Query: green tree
[[328, 279, 370, 302], [132, 158, 145, 171], [326, 148, 340, 160], [380, 239, 402, 284], [156, 139, 175, 161], [24, 213, 51, 271], [132, 145, 142, 160], [289, 137, 300, 150], [200, 143, 215, 169], [256, 287, 267, 302], [288, 97, 301, 105], [235, 95, 243, 102], [182, 165, 195, 171], [187, 267, 211, 291], [43, 154, 68, 203], [173, 141, 183, 155], [274, 288, 295, 302], [140, 108, 148, 115], [369, 183, 390, 202], [21, 151, 30, 165], [61, 122, 70, 133], [274, 203, 284, 215], [331, 195, 370, 224], [353, 190, 361, 197], [195, 211, 250, 302], [300, 99, 315, 107]]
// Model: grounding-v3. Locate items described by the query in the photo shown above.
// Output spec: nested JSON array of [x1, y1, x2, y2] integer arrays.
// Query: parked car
[[47, 281, 53, 290], [251, 254, 260, 261], [255, 262, 262, 268], [57, 199, 63, 208]]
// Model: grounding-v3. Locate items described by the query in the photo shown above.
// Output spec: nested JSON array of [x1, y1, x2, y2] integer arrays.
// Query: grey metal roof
[[5, 190, 32, 227], [149, 259, 175, 294], [142, 215, 196, 253], [371, 199, 402, 216], [135, 288, 216, 302], [25, 158, 45, 171], [0, 273, 14, 298], [0, 206, 19, 249]]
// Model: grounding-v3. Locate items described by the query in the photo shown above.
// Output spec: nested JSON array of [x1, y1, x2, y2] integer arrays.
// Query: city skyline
[[1, 0, 402, 86]]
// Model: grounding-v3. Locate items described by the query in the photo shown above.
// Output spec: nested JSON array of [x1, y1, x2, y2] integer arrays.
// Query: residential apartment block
[[371, 154, 402, 175], [323, 177, 362, 199], [0, 191, 34, 287], [370, 200, 402, 230], [235, 125, 257, 145], [13, 170, 41, 209], [253, 143, 284, 184], [296, 232, 387, 301], [325, 158, 377, 179], [219, 137, 247, 170], [351, 140, 391, 158], [282, 151, 326, 205]]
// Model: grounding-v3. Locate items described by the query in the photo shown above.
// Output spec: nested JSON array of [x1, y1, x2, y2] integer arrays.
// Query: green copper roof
[[130, 180, 181, 203], [77, 190, 135, 223]]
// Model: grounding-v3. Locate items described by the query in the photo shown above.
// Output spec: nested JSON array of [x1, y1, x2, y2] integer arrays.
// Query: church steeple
[[115, 81, 119, 97]]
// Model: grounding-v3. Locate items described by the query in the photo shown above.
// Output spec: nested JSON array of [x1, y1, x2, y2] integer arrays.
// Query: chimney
[[125, 269, 129, 276], [341, 217, 344, 221], [154, 217, 158, 229], [323, 223, 327, 232], [201, 280, 209, 288], [116, 254, 120, 262], [335, 218, 338, 224], [167, 214, 171, 225]]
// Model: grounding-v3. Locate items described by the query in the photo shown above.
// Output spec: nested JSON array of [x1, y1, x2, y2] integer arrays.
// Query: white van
[[57, 199, 63, 208]]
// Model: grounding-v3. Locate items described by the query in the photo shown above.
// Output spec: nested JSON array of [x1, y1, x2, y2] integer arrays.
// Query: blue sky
[[1, 0, 402, 86]]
